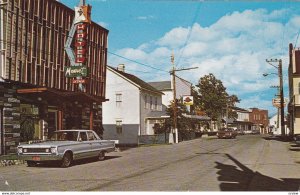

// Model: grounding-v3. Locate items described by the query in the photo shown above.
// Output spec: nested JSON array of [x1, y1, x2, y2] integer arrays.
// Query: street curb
[[0, 160, 25, 167]]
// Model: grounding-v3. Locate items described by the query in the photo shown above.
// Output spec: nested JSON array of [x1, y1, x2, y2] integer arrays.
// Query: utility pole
[[80, 0, 86, 5], [170, 53, 198, 143], [171, 53, 178, 144], [266, 59, 285, 137], [270, 85, 280, 129]]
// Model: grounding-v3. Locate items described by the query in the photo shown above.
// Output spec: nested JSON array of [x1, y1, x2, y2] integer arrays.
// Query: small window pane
[[116, 120, 122, 134]]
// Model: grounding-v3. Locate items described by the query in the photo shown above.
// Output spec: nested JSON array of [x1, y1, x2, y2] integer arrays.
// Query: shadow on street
[[263, 135, 294, 142], [216, 154, 300, 191], [31, 155, 122, 168]]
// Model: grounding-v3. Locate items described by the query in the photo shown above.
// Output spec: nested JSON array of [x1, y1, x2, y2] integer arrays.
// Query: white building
[[148, 76, 192, 109], [232, 107, 253, 133], [102, 65, 164, 146], [269, 113, 289, 135], [288, 44, 300, 136]]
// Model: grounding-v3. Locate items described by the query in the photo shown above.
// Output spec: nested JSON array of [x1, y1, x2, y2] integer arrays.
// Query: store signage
[[74, 5, 91, 24], [75, 24, 87, 64], [64, 5, 92, 88], [64, 66, 88, 77], [72, 79, 86, 84], [183, 96, 194, 106], [272, 98, 287, 108]]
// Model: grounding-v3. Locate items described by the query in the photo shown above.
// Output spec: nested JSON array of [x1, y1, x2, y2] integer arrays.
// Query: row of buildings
[[0, 0, 269, 154], [288, 44, 300, 136], [102, 64, 270, 145]]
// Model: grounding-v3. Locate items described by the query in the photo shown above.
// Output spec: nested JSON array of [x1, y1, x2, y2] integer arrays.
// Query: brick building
[[249, 108, 269, 134]]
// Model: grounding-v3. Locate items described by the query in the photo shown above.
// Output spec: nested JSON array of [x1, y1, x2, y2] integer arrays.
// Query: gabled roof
[[107, 66, 163, 95], [148, 81, 172, 91]]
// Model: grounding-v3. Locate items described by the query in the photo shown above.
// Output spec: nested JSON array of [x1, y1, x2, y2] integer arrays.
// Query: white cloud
[[136, 15, 155, 20], [108, 8, 298, 113], [157, 26, 190, 48], [238, 95, 272, 111]]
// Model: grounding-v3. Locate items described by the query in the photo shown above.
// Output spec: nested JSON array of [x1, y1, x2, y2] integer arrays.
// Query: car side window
[[79, 132, 88, 141], [87, 132, 96, 141]]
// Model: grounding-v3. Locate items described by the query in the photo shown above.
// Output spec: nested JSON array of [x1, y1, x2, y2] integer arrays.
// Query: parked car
[[217, 128, 237, 139], [251, 130, 260, 135], [236, 129, 245, 135], [293, 134, 300, 145], [17, 130, 116, 168]]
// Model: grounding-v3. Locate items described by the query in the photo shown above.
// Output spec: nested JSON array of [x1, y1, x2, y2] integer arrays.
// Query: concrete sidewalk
[[247, 137, 300, 191]]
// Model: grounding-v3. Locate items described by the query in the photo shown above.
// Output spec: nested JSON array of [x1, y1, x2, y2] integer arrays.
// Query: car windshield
[[49, 131, 78, 141]]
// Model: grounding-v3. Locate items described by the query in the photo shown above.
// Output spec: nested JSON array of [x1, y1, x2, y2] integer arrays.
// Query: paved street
[[1, 135, 300, 191]]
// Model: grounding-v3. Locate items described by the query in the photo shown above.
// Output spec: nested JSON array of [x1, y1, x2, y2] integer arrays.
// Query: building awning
[[3, 80, 107, 104], [184, 114, 211, 121]]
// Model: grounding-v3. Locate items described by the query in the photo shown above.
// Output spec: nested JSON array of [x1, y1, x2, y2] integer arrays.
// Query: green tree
[[196, 73, 239, 130], [190, 85, 202, 115], [165, 99, 194, 141], [227, 94, 240, 119]]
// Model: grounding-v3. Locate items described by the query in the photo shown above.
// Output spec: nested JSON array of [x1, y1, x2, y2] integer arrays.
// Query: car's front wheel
[[98, 151, 105, 161], [61, 152, 72, 168]]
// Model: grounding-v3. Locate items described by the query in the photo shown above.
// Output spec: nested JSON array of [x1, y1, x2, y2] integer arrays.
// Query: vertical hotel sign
[[64, 5, 92, 88]]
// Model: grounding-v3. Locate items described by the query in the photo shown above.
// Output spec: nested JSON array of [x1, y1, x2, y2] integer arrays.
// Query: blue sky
[[61, 0, 300, 116]]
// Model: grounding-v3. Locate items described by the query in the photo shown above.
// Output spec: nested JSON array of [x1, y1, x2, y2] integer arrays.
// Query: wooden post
[[58, 110, 63, 130], [89, 107, 93, 130]]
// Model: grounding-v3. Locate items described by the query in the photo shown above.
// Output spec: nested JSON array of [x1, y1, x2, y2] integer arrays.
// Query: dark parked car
[[217, 128, 237, 139]]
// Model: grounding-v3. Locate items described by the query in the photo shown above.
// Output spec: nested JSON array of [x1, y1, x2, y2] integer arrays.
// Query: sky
[[61, 0, 300, 116]]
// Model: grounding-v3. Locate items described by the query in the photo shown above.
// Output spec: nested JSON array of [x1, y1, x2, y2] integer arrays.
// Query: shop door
[[48, 111, 57, 136]]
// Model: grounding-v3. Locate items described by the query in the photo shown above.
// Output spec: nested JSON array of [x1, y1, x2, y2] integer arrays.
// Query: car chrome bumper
[[18, 154, 63, 161]]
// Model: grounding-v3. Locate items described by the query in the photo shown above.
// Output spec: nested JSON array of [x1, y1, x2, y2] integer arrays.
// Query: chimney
[[117, 64, 125, 72]]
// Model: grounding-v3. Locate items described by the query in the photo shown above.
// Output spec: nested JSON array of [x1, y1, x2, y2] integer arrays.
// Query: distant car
[[236, 129, 245, 135], [17, 130, 116, 168], [293, 134, 300, 145], [244, 130, 252, 134], [251, 130, 260, 135], [217, 128, 237, 139]]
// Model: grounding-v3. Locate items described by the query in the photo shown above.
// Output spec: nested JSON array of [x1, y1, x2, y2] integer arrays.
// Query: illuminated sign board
[[75, 24, 87, 64], [64, 4, 92, 91], [64, 66, 88, 77], [183, 96, 194, 106]]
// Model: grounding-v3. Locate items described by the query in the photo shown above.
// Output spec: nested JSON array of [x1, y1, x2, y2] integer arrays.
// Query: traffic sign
[[272, 98, 287, 108]]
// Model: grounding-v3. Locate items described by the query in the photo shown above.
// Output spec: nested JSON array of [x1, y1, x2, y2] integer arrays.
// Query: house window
[[144, 95, 147, 109], [116, 93, 122, 107], [116, 120, 122, 134], [155, 97, 158, 110], [150, 96, 153, 109]]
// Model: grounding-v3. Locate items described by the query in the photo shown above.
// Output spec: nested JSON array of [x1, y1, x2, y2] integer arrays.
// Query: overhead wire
[[176, 2, 202, 69], [108, 51, 169, 73]]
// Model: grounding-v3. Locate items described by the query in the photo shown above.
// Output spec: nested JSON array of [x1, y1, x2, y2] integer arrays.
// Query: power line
[[176, 2, 202, 69], [108, 51, 169, 73], [294, 29, 300, 49]]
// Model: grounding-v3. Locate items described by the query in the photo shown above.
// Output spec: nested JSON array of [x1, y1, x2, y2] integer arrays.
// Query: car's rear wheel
[[27, 161, 37, 167], [98, 151, 105, 161], [61, 152, 72, 168]]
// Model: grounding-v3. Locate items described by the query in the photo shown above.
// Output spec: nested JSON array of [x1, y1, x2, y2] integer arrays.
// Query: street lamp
[[264, 59, 285, 137]]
